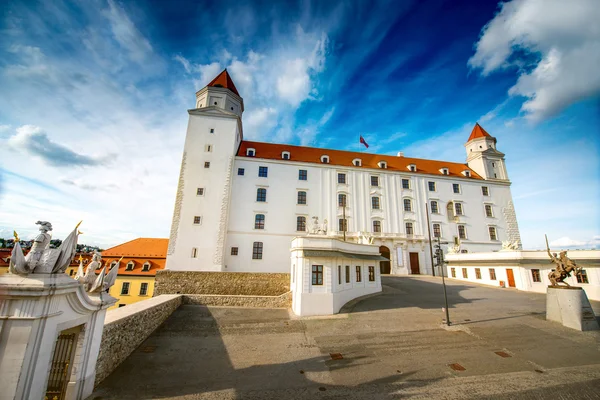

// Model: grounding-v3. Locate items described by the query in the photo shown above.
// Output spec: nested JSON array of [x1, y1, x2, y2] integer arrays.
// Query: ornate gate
[[45, 333, 76, 400]]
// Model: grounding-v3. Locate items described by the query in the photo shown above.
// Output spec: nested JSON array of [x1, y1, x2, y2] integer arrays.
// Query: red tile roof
[[467, 123, 494, 142], [237, 141, 482, 179], [207, 69, 240, 97], [102, 238, 168, 258]]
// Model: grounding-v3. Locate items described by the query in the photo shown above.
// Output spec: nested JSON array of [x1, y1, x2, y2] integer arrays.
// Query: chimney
[[397, 152, 404, 157]]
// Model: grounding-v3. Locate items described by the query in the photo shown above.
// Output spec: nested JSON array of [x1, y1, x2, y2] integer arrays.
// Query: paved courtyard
[[90, 276, 600, 399]]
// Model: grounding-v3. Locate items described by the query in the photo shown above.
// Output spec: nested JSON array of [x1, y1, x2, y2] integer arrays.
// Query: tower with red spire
[[166, 69, 244, 271], [465, 123, 508, 181]]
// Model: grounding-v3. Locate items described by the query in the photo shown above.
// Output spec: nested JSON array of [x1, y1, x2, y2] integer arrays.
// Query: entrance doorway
[[379, 246, 391, 274], [409, 252, 420, 274], [45, 329, 78, 400], [506, 269, 516, 287]]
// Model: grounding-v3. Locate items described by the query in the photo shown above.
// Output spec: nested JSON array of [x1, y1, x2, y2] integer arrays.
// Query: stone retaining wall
[[155, 271, 290, 296], [183, 291, 292, 308], [95, 294, 182, 386]]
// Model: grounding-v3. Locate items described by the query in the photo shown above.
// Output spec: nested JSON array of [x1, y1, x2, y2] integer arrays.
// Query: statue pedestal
[[546, 286, 599, 331]]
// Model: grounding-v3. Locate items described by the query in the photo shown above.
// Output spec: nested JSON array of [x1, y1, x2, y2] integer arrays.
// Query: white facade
[[166, 71, 522, 275], [290, 237, 383, 316], [445, 250, 600, 301]]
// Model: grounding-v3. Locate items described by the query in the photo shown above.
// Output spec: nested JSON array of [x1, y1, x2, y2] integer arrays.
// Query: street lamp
[[434, 236, 451, 326]]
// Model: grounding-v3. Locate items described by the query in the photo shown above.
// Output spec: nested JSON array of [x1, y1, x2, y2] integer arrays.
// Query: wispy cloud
[[8, 125, 113, 167], [103, 0, 153, 63]]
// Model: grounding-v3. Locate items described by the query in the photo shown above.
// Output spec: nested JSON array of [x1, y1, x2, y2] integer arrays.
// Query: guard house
[[290, 237, 386, 316]]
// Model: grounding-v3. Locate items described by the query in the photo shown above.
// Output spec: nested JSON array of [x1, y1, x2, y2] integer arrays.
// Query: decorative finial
[[13, 230, 20, 242], [76, 220, 83, 229]]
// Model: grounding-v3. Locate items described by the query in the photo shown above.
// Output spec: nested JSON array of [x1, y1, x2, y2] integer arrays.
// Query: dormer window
[[281, 151, 290, 160], [110, 261, 117, 268], [321, 155, 329, 163], [407, 164, 417, 172], [142, 262, 151, 272], [378, 161, 387, 169], [352, 158, 362, 167], [461, 170, 471, 177], [440, 168, 449, 175], [246, 148, 256, 157], [126, 261, 134, 271]]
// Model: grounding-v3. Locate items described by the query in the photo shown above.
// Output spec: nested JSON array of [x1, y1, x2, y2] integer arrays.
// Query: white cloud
[[104, 0, 153, 63], [549, 236, 598, 249], [244, 108, 278, 140], [469, 0, 600, 121], [0, 124, 10, 132]]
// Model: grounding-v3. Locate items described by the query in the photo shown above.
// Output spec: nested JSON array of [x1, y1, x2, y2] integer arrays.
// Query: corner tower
[[465, 123, 509, 181], [166, 69, 244, 271]]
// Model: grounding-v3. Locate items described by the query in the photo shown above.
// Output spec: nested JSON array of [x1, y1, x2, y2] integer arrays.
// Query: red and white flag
[[360, 135, 369, 148]]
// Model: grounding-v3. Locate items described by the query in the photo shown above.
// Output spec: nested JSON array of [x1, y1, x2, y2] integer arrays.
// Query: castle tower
[[166, 69, 244, 271], [465, 123, 509, 181]]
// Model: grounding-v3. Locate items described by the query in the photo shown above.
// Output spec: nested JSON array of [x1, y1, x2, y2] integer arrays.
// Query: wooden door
[[409, 252, 420, 275], [506, 269, 516, 287], [379, 246, 391, 274]]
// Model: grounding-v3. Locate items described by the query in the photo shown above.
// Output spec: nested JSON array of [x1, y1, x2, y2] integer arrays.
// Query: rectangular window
[[433, 223, 441, 238], [338, 173, 346, 184], [296, 216, 306, 231], [125, 262, 134, 271], [197, 188, 205, 196], [373, 220, 381, 233], [258, 166, 268, 177], [191, 247, 197, 258], [238, 168, 245, 176], [231, 247, 238, 256], [475, 268, 482, 279], [405, 222, 414, 235], [338, 193, 347, 207], [193, 216, 202, 225], [254, 214, 265, 229], [368, 266, 375, 281], [458, 225, 466, 239], [356, 266, 362, 282], [371, 197, 380, 209], [252, 242, 263, 259], [121, 282, 130, 295], [482, 186, 489, 196], [371, 176, 379, 187], [428, 181, 436, 191], [430, 201, 439, 214], [345, 265, 350, 283], [454, 202, 463, 215], [210, 128, 214, 133], [531, 269, 541, 282], [453, 183, 460, 194], [488, 226, 497, 241], [206, 145, 212, 152], [338, 265, 342, 284], [312, 265, 323, 285], [485, 204, 493, 218], [489, 268, 496, 280], [576, 270, 588, 284], [462, 268, 468, 278], [297, 191, 307, 205], [402, 178, 410, 189], [451, 268, 456, 278], [139, 282, 148, 296], [204, 162, 210, 168], [403, 199, 412, 212], [339, 218, 347, 232], [256, 188, 267, 202], [299, 169, 307, 180]]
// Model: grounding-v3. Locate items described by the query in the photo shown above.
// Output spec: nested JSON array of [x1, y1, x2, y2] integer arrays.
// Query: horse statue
[[546, 235, 582, 286]]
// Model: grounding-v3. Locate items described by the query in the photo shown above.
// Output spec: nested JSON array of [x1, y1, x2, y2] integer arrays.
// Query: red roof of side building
[[101, 238, 168, 277], [207, 69, 240, 97], [467, 123, 494, 142], [237, 141, 483, 180]]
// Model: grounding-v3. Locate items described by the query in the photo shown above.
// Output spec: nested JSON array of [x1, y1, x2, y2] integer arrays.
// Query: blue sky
[[0, 0, 599, 249]]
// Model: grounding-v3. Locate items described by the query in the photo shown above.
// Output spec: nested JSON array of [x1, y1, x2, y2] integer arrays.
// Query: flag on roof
[[360, 136, 369, 149]]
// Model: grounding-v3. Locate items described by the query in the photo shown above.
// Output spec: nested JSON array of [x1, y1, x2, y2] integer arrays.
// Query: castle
[[165, 70, 521, 274]]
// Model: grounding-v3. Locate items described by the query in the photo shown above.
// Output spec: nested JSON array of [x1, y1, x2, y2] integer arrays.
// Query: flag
[[360, 136, 369, 148]]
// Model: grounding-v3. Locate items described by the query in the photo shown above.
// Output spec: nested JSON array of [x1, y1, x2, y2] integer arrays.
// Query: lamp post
[[425, 202, 435, 277], [435, 236, 451, 326]]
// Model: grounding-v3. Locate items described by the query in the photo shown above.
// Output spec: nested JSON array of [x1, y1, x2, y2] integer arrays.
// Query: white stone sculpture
[[308, 216, 327, 235], [447, 244, 460, 254], [90, 256, 120, 293], [501, 240, 520, 251], [358, 231, 374, 245]]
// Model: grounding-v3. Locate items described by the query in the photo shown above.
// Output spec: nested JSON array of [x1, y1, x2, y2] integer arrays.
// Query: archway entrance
[[379, 246, 391, 274]]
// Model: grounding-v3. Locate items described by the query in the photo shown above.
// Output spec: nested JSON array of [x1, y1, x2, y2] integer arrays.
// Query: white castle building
[[165, 70, 522, 275]]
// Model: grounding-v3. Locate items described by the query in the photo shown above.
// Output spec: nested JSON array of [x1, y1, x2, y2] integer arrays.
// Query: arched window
[[125, 261, 134, 271], [142, 262, 151, 271], [282, 151, 290, 160], [446, 202, 455, 222], [246, 148, 256, 157], [256, 188, 267, 202], [254, 214, 265, 229], [405, 222, 414, 235], [433, 223, 441, 238], [297, 191, 307, 205], [338, 193, 347, 207], [297, 216, 306, 231], [352, 158, 362, 167], [403, 198, 412, 212], [321, 155, 329, 163]]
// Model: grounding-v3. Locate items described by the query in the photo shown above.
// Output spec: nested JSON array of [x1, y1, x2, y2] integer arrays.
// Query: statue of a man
[[27, 221, 53, 270]]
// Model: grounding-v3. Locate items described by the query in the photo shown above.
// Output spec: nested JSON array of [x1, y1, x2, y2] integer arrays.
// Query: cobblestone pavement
[[90, 276, 600, 399]]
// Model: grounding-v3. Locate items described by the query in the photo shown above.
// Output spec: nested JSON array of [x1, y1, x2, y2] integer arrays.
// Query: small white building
[[166, 69, 523, 276], [445, 250, 600, 301], [290, 236, 384, 316]]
